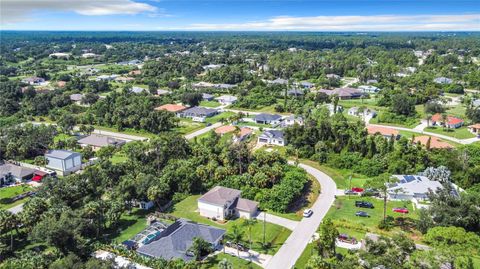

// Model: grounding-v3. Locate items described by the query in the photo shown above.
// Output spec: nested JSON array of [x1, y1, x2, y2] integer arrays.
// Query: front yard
[[0, 185, 33, 210], [424, 126, 476, 139], [170, 195, 292, 255]]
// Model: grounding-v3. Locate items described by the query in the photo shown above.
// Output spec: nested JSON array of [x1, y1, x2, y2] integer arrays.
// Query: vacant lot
[[0, 185, 33, 210]]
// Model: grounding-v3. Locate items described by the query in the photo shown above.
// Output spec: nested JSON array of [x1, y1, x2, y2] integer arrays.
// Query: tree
[[181, 92, 202, 107], [79, 125, 95, 135], [420, 166, 451, 183], [366, 173, 396, 223], [242, 218, 257, 251], [390, 93, 415, 116], [188, 237, 212, 261], [227, 224, 244, 257], [34, 156, 48, 166], [218, 258, 233, 269], [315, 218, 339, 258], [0, 209, 19, 251], [58, 114, 76, 134]]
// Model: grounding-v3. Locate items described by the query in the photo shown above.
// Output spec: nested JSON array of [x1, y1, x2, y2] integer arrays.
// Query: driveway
[[215, 246, 272, 268], [184, 122, 222, 140], [7, 203, 24, 214], [265, 162, 337, 269], [257, 212, 299, 231]]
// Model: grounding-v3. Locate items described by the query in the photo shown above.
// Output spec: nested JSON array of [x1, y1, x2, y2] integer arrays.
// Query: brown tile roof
[[215, 125, 236, 134], [431, 113, 464, 126], [413, 136, 453, 149], [367, 126, 399, 136], [155, 104, 187, 113], [238, 127, 253, 138]]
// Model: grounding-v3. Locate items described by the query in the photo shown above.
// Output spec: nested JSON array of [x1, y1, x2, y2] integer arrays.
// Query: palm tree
[[188, 237, 212, 261], [242, 218, 257, 251], [228, 224, 244, 257], [426, 114, 432, 127], [218, 258, 233, 269]]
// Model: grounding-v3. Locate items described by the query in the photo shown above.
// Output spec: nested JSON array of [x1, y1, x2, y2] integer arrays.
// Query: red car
[[393, 208, 409, 214], [351, 187, 364, 193]]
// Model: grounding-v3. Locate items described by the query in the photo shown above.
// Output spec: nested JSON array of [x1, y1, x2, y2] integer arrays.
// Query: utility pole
[[263, 211, 266, 247]]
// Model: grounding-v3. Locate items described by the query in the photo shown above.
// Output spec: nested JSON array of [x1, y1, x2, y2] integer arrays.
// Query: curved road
[[265, 162, 337, 269]]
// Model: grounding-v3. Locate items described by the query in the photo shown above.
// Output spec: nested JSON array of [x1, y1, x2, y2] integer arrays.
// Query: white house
[[434, 77, 453, 84], [359, 85, 380, 93], [254, 113, 283, 125], [258, 130, 285, 146], [348, 107, 377, 119], [387, 175, 445, 201], [215, 95, 238, 105], [198, 186, 258, 220], [324, 104, 343, 115], [283, 115, 304, 126], [45, 150, 82, 176]]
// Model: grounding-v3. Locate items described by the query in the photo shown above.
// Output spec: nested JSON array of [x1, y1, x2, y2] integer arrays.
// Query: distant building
[[388, 175, 446, 201], [130, 86, 148, 94], [45, 150, 82, 175], [0, 163, 35, 185], [431, 113, 464, 129], [467, 124, 480, 136], [433, 77, 453, 84], [181, 107, 218, 122], [317, 88, 363, 99], [254, 113, 283, 125], [137, 219, 225, 261], [156, 89, 170, 96], [287, 89, 304, 97], [283, 115, 304, 126], [96, 74, 118, 81], [69, 94, 84, 105], [258, 130, 285, 146], [155, 104, 187, 116], [412, 136, 453, 149], [367, 126, 400, 139], [202, 93, 215, 101], [118, 59, 142, 66], [295, 81, 314, 89], [198, 186, 259, 220], [326, 74, 341, 79], [358, 85, 380, 93], [348, 107, 377, 119], [115, 76, 134, 83], [81, 53, 98, 58], [267, 78, 288, 85], [49, 52, 70, 59], [21, 77, 45, 86], [215, 95, 238, 105], [77, 134, 126, 151], [471, 99, 480, 107]]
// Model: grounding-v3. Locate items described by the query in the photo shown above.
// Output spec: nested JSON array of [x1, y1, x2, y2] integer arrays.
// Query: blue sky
[[1, 0, 479, 31]]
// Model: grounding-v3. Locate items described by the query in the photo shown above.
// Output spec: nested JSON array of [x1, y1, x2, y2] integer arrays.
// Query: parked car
[[362, 188, 380, 197], [393, 207, 409, 214], [355, 201, 374, 208], [355, 211, 370, 217], [337, 234, 358, 244], [351, 187, 364, 193], [344, 190, 357, 195], [303, 208, 313, 217]]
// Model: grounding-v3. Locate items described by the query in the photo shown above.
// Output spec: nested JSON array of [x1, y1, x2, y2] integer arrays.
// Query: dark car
[[355, 201, 374, 208], [355, 211, 370, 217]]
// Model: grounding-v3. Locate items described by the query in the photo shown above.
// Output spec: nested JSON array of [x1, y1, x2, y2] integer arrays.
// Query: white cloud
[[1, 0, 158, 24], [178, 14, 480, 31]]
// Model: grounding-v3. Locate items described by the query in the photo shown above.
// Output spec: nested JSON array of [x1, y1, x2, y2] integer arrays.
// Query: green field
[[424, 126, 475, 139], [111, 209, 150, 243], [0, 185, 33, 210], [299, 159, 368, 189], [202, 253, 262, 269], [205, 112, 236, 124], [170, 195, 292, 255], [200, 100, 221, 108], [174, 119, 206, 135]]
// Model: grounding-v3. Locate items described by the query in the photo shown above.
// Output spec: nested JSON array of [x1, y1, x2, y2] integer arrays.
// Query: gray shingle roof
[[45, 150, 81, 160], [183, 106, 218, 117], [137, 219, 225, 261], [77, 134, 126, 148], [261, 130, 284, 139], [254, 113, 282, 122], [235, 198, 258, 213], [198, 186, 241, 206], [0, 163, 35, 179]]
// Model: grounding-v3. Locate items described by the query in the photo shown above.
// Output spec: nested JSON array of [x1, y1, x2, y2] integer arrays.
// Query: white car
[[303, 209, 313, 218]]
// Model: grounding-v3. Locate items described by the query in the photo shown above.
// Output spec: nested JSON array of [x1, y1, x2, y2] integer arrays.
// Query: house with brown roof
[[431, 114, 464, 129], [468, 124, 480, 136], [367, 126, 400, 139], [198, 186, 258, 220], [413, 136, 453, 149], [154, 104, 187, 117]]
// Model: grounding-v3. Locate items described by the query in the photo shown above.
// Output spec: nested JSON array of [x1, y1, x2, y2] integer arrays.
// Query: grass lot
[[299, 159, 368, 190], [236, 121, 271, 128], [326, 196, 420, 240], [0, 185, 33, 210], [174, 119, 205, 135], [205, 112, 236, 124], [293, 242, 315, 268], [93, 125, 155, 138], [54, 133, 75, 143], [202, 253, 262, 269], [200, 100, 221, 108], [170, 195, 291, 255], [110, 151, 128, 164], [424, 126, 475, 139], [111, 209, 149, 243]]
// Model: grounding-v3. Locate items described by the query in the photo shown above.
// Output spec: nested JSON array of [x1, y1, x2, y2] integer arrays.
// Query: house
[[139, 201, 154, 210], [81, 53, 98, 58], [193, 82, 215, 89], [215, 95, 238, 105], [234, 127, 253, 142], [324, 104, 343, 115], [49, 52, 70, 59], [0, 163, 35, 185], [156, 89, 170, 96], [21, 77, 46, 86], [129, 70, 142, 76], [214, 83, 237, 90], [295, 81, 314, 89], [214, 126, 252, 142], [254, 113, 282, 125], [434, 77, 453, 84], [467, 124, 480, 136], [258, 130, 286, 146], [358, 85, 380, 93], [317, 88, 363, 99], [155, 104, 187, 116], [69, 94, 84, 105], [202, 64, 225, 70], [130, 86, 148, 94], [198, 186, 259, 220], [348, 107, 377, 119], [326, 74, 341, 79], [366, 79, 378, 84], [202, 93, 215, 101], [115, 76, 134, 83], [181, 107, 218, 122], [45, 150, 82, 175], [431, 113, 464, 129], [412, 136, 453, 149], [96, 74, 118, 81], [387, 175, 445, 201], [471, 99, 480, 107], [367, 126, 400, 139], [77, 134, 126, 151], [268, 78, 288, 85], [137, 218, 225, 261], [287, 89, 304, 97], [283, 115, 304, 126], [214, 125, 236, 135]]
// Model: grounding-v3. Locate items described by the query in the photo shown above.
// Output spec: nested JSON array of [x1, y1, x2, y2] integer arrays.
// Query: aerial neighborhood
[[0, 29, 479, 269]]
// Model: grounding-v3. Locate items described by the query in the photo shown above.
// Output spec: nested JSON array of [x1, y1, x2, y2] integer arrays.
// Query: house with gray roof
[[137, 219, 225, 261], [45, 150, 82, 175], [77, 134, 126, 151], [267, 78, 288, 85], [258, 130, 285, 146], [181, 106, 218, 122], [434, 77, 453, 84], [282, 115, 304, 127], [202, 93, 214, 101], [287, 89, 304, 97], [318, 88, 364, 99], [387, 175, 447, 201], [215, 95, 238, 105], [198, 186, 259, 220], [0, 163, 35, 185], [254, 113, 283, 125]]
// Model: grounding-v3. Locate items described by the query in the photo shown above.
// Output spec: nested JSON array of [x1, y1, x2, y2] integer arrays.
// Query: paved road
[[265, 162, 337, 269], [259, 212, 299, 231], [184, 122, 222, 140], [368, 123, 480, 145], [7, 203, 24, 214]]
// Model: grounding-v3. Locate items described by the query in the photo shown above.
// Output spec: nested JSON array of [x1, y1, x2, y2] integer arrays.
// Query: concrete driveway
[[7, 203, 24, 214], [257, 212, 299, 231], [184, 122, 222, 140], [265, 162, 337, 269]]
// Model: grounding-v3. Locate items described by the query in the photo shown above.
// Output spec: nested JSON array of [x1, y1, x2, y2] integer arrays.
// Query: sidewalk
[[214, 246, 272, 268]]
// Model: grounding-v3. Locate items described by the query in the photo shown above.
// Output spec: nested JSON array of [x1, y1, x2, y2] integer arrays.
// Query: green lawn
[[424, 126, 475, 139], [93, 125, 155, 138], [202, 253, 262, 269], [236, 121, 271, 128], [0, 185, 33, 210], [174, 119, 206, 135], [205, 112, 236, 124], [111, 209, 149, 243], [54, 133, 75, 143], [170, 195, 291, 255], [299, 159, 368, 190], [294, 242, 315, 269], [110, 151, 128, 164], [200, 100, 221, 108]]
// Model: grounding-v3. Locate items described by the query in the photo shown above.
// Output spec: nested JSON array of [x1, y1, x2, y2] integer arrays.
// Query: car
[[338, 234, 358, 244], [344, 190, 357, 195], [355, 211, 370, 217], [236, 243, 248, 251], [206, 123, 212, 126], [303, 209, 313, 217], [393, 207, 409, 214], [351, 187, 364, 193], [355, 201, 374, 208]]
